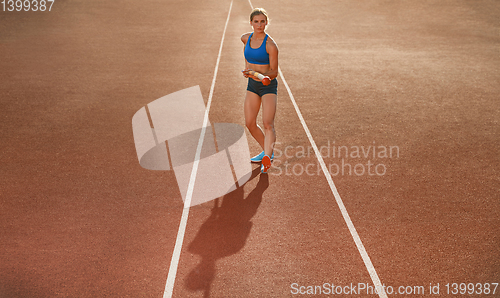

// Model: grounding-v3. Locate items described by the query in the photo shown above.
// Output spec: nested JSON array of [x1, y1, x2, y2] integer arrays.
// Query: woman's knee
[[246, 119, 258, 130], [262, 121, 274, 131]]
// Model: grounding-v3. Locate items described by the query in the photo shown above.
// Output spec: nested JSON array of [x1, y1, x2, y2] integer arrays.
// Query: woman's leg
[[261, 93, 277, 156], [244, 91, 265, 149]]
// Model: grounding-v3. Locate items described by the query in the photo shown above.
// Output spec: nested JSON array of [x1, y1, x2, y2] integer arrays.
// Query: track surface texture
[[1, 0, 499, 297]]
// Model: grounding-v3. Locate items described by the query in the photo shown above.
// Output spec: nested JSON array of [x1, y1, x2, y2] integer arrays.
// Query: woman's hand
[[242, 68, 260, 80], [242, 68, 252, 78]]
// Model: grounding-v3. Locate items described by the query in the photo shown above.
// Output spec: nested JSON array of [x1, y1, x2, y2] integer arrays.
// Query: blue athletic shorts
[[247, 78, 278, 97]]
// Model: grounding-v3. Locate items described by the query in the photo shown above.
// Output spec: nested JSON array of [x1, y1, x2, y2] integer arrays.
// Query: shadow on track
[[184, 167, 269, 297]]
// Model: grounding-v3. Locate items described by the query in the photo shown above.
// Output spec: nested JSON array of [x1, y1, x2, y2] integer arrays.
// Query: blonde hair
[[250, 7, 269, 22]]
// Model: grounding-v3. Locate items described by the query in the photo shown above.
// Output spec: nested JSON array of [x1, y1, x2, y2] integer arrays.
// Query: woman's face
[[251, 14, 268, 33]]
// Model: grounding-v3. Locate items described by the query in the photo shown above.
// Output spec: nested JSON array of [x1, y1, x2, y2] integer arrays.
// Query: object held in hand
[[247, 70, 271, 86]]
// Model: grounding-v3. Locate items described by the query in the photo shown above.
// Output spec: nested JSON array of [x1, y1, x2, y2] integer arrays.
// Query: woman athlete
[[241, 8, 279, 174]]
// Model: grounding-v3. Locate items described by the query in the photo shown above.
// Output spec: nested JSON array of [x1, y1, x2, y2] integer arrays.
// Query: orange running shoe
[[261, 155, 272, 174]]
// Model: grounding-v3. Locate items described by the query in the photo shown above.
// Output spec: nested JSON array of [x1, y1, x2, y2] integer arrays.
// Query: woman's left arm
[[264, 39, 279, 80]]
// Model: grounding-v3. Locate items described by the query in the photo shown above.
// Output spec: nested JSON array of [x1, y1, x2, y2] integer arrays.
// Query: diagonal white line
[[245, 0, 387, 297], [163, 1, 233, 297], [278, 68, 388, 298]]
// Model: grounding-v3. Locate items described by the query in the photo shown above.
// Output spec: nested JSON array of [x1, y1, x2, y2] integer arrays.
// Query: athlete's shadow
[[185, 167, 268, 297]]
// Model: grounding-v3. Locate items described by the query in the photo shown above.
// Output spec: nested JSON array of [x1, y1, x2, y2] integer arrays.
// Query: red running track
[[1, 0, 499, 297]]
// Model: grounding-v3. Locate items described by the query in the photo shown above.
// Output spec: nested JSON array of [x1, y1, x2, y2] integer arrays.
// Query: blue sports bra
[[244, 33, 270, 65]]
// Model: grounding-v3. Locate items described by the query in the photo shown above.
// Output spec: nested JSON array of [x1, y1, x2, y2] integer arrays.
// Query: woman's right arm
[[241, 33, 254, 78]]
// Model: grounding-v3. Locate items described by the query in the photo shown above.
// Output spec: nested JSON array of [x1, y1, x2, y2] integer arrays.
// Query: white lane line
[[245, 1, 387, 297], [162, 1, 233, 297], [278, 68, 388, 298]]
